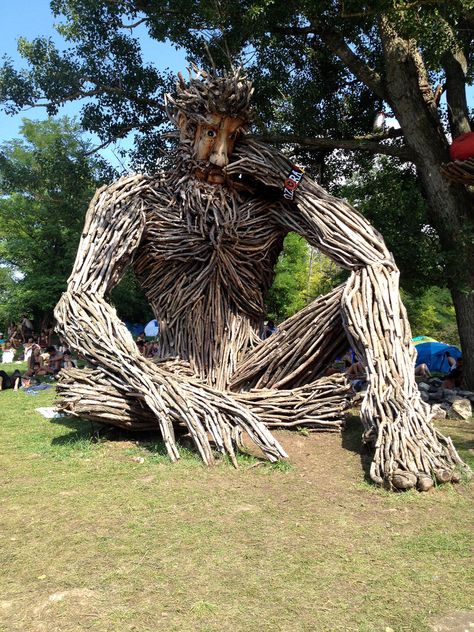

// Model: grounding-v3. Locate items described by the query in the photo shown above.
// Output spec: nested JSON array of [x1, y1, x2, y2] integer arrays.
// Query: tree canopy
[[1, 1, 471, 165]]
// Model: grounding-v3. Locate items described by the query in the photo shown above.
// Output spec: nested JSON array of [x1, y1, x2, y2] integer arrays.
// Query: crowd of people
[[0, 317, 77, 390]]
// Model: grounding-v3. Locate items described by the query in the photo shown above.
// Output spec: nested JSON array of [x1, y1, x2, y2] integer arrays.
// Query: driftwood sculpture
[[55, 68, 469, 490]]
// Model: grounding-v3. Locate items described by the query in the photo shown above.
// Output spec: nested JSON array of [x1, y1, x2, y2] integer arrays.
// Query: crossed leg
[[230, 284, 348, 391]]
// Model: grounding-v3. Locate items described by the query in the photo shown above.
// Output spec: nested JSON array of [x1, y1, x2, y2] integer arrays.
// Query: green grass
[[0, 387, 472, 632]]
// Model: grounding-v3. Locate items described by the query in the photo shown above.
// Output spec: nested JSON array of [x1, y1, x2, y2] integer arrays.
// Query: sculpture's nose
[[209, 134, 229, 167]]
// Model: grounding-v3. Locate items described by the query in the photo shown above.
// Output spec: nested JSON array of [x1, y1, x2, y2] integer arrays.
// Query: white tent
[[144, 319, 159, 337]]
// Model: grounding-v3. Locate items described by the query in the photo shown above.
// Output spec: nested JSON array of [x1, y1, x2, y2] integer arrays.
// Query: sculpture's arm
[[54, 175, 181, 459], [229, 139, 415, 407], [229, 139, 393, 269], [55, 174, 286, 465], [228, 140, 468, 489]]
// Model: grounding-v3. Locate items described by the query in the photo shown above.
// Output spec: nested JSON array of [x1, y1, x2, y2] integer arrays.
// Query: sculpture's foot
[[56, 367, 157, 429], [365, 400, 471, 491]]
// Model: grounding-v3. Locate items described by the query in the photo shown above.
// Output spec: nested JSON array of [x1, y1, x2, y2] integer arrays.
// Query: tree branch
[[18, 82, 163, 111], [84, 119, 165, 155], [443, 48, 471, 137], [254, 133, 414, 161], [118, 17, 148, 29], [272, 22, 387, 100], [353, 128, 403, 141], [340, 0, 440, 18], [439, 17, 472, 138]]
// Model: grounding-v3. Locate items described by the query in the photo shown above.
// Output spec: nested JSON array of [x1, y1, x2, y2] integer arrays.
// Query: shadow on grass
[[341, 413, 374, 484], [50, 416, 105, 446], [49, 415, 187, 459], [48, 415, 270, 466], [444, 436, 474, 469]]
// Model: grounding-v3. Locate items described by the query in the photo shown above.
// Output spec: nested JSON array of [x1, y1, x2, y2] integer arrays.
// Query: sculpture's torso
[[133, 175, 286, 389]]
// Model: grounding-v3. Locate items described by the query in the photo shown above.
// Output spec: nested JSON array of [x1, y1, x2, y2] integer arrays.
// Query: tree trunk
[[380, 18, 474, 389], [451, 287, 474, 388]]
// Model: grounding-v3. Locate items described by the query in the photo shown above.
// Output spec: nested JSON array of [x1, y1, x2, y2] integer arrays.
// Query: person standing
[[20, 315, 34, 342]]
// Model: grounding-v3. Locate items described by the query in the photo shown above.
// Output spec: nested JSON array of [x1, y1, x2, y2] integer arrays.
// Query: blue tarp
[[415, 341, 461, 373]]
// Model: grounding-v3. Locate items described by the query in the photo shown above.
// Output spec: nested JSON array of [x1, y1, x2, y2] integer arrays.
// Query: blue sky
[[0, 0, 188, 168]]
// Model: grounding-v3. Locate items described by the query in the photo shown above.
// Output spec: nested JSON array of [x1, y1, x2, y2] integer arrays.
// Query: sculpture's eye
[[207, 130, 217, 137]]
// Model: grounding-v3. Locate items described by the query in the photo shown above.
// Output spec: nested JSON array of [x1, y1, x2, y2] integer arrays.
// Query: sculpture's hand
[[227, 137, 293, 190], [158, 372, 288, 466]]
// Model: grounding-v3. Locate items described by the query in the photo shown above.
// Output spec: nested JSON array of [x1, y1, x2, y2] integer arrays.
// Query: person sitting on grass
[[445, 351, 457, 371], [27, 345, 44, 372], [1, 342, 15, 364], [62, 350, 76, 369], [415, 362, 431, 378], [42, 346, 63, 374], [346, 360, 365, 378], [24, 337, 37, 363], [23, 361, 48, 386], [145, 341, 159, 358], [38, 329, 50, 348], [0, 369, 22, 390]]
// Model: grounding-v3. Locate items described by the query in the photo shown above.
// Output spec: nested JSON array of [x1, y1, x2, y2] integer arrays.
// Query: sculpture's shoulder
[[87, 171, 169, 223], [98, 172, 155, 203]]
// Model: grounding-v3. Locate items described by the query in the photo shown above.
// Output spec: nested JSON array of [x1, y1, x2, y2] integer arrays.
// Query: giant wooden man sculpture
[[55, 69, 468, 490]]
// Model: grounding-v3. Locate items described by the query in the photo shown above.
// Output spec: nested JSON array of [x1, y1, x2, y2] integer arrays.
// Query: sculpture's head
[[166, 67, 253, 185]]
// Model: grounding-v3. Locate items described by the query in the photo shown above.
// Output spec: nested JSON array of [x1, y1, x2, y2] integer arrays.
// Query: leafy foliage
[[266, 233, 342, 321], [402, 286, 460, 347], [337, 156, 444, 290], [109, 268, 153, 324], [0, 118, 105, 325], [0, 118, 151, 330], [265, 232, 309, 321]]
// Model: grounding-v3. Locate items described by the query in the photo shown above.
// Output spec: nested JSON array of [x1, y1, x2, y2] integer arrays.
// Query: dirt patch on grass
[[430, 610, 474, 631]]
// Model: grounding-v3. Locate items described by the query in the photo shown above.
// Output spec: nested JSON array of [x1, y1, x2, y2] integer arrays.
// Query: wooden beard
[[170, 145, 246, 241]]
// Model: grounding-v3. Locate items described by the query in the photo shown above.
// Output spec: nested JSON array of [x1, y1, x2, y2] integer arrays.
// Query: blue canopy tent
[[415, 341, 461, 373], [144, 319, 159, 337]]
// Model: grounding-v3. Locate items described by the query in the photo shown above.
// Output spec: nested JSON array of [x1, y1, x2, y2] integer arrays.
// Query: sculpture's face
[[191, 113, 243, 185]]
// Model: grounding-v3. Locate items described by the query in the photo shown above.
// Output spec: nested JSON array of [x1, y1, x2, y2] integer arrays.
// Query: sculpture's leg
[[56, 368, 158, 430], [230, 284, 348, 391], [234, 374, 352, 432], [342, 265, 470, 490], [228, 285, 352, 431]]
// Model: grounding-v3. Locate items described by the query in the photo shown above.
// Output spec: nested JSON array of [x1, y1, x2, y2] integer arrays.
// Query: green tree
[[338, 156, 444, 291], [306, 248, 345, 301], [0, 266, 16, 329], [0, 118, 113, 329], [265, 232, 309, 321], [402, 287, 460, 347], [2, 1, 473, 384]]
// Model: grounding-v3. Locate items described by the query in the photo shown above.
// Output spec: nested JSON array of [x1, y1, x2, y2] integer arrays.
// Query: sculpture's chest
[[139, 196, 280, 264], [133, 190, 285, 320]]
